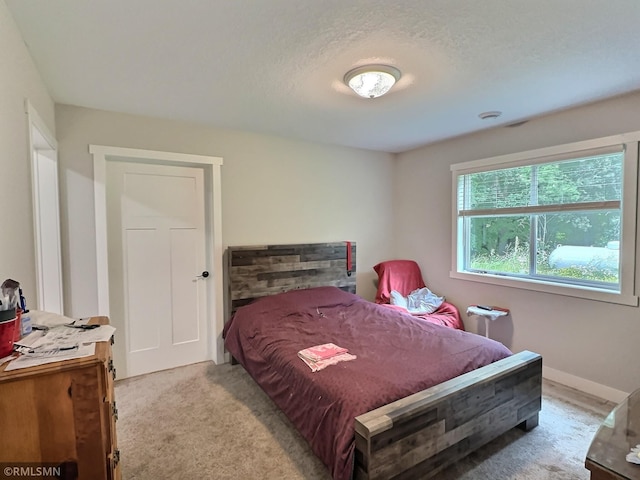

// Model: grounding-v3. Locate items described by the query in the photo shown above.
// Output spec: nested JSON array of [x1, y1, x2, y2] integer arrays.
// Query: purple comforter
[[223, 287, 512, 480]]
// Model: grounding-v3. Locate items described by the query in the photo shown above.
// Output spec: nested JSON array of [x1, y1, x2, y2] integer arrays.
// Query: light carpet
[[115, 361, 615, 479]]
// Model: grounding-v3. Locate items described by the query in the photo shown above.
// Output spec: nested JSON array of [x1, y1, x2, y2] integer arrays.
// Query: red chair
[[373, 260, 464, 330]]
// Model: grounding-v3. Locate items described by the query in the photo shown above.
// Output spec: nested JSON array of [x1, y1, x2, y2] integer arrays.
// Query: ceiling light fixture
[[344, 64, 401, 99], [478, 111, 502, 120]]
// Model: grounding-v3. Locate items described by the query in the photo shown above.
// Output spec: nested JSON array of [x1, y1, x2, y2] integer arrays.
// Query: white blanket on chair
[[389, 287, 444, 315]]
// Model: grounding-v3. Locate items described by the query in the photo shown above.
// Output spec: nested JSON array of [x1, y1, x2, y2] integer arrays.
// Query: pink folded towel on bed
[[299, 343, 347, 361], [298, 343, 356, 372]]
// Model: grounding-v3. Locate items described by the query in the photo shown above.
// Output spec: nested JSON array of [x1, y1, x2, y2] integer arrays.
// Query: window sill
[[450, 270, 639, 306]]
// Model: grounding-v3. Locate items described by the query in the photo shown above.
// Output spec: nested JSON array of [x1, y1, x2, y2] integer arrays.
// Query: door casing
[[26, 100, 64, 314], [91, 145, 224, 366]]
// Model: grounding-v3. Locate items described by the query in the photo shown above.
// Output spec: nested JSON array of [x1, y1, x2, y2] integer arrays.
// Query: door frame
[[90, 145, 225, 364], [26, 100, 64, 313]]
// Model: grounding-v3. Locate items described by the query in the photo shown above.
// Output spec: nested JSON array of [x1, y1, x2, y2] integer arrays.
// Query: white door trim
[[90, 145, 225, 364], [25, 99, 64, 313]]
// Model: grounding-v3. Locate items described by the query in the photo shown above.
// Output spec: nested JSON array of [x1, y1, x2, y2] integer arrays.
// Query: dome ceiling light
[[343, 64, 401, 99], [478, 111, 502, 120]]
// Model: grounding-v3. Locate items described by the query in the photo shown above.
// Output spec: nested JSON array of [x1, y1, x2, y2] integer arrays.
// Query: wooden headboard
[[226, 242, 356, 316]]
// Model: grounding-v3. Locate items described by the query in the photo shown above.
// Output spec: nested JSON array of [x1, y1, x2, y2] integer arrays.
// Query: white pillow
[[389, 290, 408, 309]]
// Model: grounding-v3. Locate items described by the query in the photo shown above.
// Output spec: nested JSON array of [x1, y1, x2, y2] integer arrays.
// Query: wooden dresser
[[0, 316, 120, 480]]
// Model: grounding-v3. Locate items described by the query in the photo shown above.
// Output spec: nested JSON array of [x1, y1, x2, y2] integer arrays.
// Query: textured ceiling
[[6, 0, 640, 153]]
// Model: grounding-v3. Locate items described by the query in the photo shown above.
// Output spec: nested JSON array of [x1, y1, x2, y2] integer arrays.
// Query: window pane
[[537, 153, 622, 205], [467, 216, 531, 274], [461, 151, 623, 212], [539, 210, 620, 284], [465, 167, 532, 210]]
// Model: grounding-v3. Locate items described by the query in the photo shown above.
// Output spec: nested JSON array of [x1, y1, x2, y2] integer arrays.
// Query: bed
[[224, 242, 542, 480]]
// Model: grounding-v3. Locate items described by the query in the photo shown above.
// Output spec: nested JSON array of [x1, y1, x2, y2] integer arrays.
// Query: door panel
[[123, 172, 198, 224], [125, 228, 164, 353], [170, 228, 200, 345]]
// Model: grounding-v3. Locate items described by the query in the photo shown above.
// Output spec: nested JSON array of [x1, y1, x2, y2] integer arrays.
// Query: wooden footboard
[[354, 350, 542, 480]]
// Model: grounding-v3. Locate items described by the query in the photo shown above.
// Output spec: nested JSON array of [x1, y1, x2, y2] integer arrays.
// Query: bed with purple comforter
[[223, 286, 513, 480]]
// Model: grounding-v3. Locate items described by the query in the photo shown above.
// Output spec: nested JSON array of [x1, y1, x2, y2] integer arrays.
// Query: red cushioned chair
[[373, 260, 465, 330]]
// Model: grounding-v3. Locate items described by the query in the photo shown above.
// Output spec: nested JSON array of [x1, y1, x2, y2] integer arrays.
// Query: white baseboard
[[543, 366, 628, 404]]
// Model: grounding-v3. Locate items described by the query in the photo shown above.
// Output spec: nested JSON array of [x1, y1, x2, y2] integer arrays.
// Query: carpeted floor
[[115, 361, 615, 480]]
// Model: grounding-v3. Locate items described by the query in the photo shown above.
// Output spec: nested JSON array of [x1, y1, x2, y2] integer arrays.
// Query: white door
[[106, 161, 209, 378]]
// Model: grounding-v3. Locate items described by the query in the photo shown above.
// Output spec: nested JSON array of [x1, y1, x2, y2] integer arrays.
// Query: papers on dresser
[[5, 324, 115, 371], [32, 324, 116, 345], [5, 343, 95, 371], [0, 354, 16, 366]]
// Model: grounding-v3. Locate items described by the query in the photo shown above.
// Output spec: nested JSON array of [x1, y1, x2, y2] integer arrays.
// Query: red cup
[[0, 308, 16, 358]]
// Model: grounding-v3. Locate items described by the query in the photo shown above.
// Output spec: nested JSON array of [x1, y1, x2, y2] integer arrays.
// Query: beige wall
[[55, 105, 395, 317], [0, 1, 55, 301], [395, 91, 640, 397]]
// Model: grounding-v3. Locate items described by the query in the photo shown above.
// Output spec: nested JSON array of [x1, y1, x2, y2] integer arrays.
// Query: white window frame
[[451, 132, 640, 306]]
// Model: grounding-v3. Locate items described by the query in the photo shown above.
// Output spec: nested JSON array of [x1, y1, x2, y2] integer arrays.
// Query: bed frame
[[226, 242, 542, 480]]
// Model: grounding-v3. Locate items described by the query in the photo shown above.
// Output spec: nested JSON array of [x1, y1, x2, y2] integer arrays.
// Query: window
[[451, 134, 639, 306]]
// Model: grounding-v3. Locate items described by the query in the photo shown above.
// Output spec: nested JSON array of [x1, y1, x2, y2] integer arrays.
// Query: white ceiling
[[6, 0, 640, 153]]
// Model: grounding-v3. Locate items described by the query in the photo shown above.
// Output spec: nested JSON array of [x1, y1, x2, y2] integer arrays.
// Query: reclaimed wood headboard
[[226, 242, 356, 316]]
